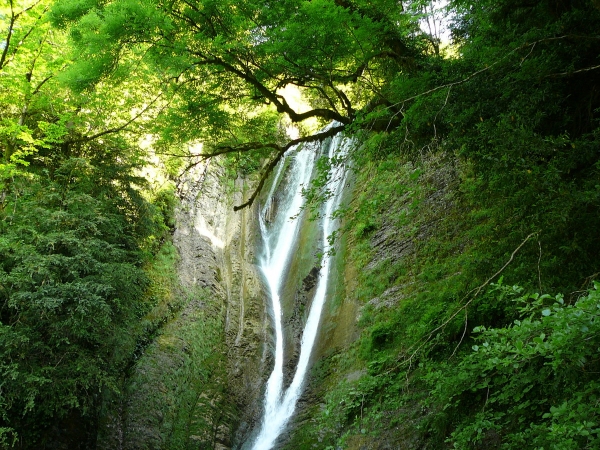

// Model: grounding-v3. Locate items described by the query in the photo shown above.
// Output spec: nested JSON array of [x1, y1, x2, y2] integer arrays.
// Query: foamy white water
[[250, 131, 350, 450]]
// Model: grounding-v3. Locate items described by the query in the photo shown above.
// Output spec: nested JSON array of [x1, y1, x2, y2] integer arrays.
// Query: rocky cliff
[[172, 162, 272, 448], [97, 160, 272, 449]]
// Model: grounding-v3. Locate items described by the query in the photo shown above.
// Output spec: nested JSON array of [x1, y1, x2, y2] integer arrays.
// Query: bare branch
[[548, 64, 600, 77], [233, 124, 346, 211], [388, 232, 537, 372], [71, 91, 165, 143]]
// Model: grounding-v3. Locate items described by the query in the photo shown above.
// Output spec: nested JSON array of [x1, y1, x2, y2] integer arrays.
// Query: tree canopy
[[47, 0, 436, 206], [1, 0, 168, 446]]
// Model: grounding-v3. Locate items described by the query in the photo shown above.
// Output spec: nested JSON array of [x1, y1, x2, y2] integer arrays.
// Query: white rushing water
[[250, 132, 350, 450]]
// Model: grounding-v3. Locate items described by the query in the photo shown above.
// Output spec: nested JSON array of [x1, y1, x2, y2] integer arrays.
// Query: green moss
[[114, 285, 230, 450]]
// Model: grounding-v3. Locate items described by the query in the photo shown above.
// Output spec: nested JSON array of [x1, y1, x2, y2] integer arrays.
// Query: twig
[[537, 240, 543, 292], [432, 85, 452, 139], [450, 308, 468, 358], [520, 42, 536, 66], [482, 385, 490, 413], [579, 272, 600, 291], [388, 232, 537, 372]]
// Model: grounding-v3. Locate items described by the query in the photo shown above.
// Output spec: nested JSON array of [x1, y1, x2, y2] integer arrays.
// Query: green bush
[[426, 283, 600, 449], [0, 150, 156, 447]]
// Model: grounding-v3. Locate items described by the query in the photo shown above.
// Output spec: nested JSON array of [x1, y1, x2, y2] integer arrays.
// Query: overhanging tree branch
[[232, 124, 346, 211], [69, 91, 166, 143], [190, 52, 352, 124]]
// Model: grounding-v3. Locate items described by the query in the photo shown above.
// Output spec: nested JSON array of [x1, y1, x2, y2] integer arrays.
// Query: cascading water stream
[[249, 132, 350, 450]]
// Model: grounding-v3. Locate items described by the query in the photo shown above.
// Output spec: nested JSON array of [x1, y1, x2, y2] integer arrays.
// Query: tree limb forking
[[190, 52, 352, 125]]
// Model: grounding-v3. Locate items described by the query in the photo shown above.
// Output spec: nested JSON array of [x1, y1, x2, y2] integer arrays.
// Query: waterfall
[[248, 131, 350, 450]]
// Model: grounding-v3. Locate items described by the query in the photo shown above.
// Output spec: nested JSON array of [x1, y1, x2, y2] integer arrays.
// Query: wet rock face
[[99, 161, 271, 450], [302, 266, 320, 292], [174, 178, 222, 291], [279, 153, 461, 449], [175, 166, 273, 448]]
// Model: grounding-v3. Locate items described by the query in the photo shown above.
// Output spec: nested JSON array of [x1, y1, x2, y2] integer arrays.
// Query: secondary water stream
[[248, 131, 350, 450]]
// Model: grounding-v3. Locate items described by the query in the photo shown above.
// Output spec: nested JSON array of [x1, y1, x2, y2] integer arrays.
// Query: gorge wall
[[96, 161, 270, 449], [97, 139, 460, 450]]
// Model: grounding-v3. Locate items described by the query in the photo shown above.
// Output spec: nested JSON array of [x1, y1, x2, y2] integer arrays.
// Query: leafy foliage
[[2, 0, 600, 449], [0, 140, 157, 446], [0, 2, 166, 446], [296, 0, 600, 436], [427, 283, 600, 449]]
